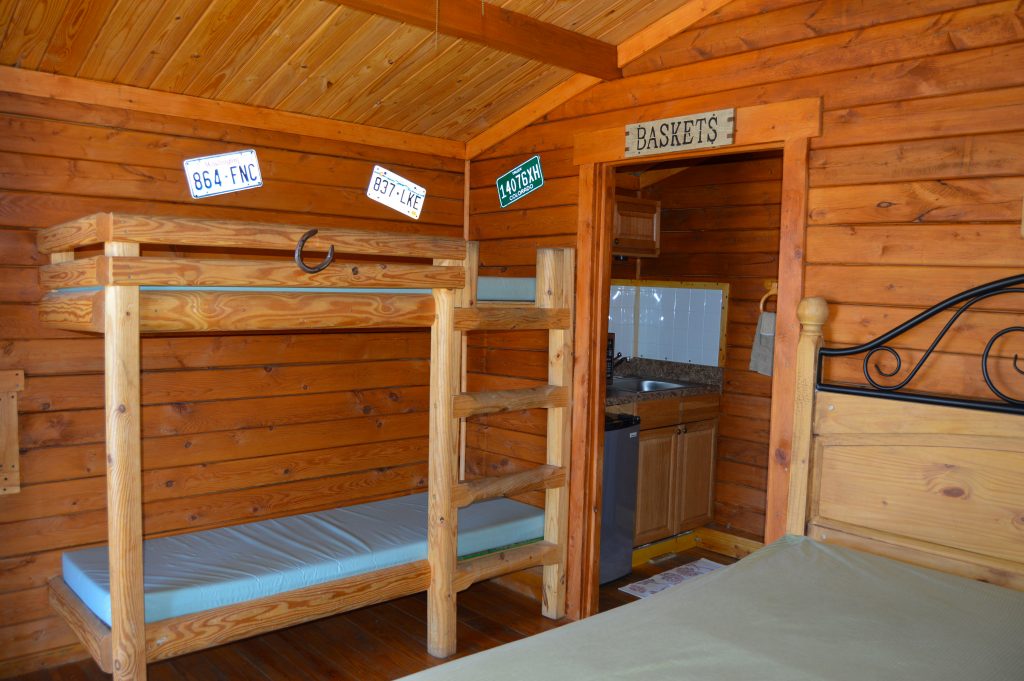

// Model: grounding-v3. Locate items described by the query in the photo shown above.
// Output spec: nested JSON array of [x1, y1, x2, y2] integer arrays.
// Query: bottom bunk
[[50, 493, 545, 671]]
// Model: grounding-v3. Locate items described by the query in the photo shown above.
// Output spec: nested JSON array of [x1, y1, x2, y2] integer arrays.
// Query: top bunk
[[36, 213, 543, 334]]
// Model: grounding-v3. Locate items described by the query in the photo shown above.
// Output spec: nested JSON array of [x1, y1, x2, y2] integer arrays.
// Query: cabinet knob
[[613, 238, 619, 245]]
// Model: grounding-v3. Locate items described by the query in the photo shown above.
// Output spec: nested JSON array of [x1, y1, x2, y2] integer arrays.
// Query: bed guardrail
[[816, 273, 1024, 415]]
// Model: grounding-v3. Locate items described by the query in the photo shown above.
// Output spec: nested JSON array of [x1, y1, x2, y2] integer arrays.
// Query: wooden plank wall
[[471, 0, 1024, 538], [625, 152, 783, 539], [464, 330, 548, 507], [462, 151, 578, 502], [0, 93, 463, 676]]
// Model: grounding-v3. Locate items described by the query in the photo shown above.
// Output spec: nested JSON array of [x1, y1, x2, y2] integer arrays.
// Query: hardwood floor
[[599, 546, 736, 612], [14, 547, 731, 681]]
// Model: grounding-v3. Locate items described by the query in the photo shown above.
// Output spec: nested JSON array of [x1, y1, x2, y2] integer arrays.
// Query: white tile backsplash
[[609, 283, 725, 367], [608, 285, 636, 357]]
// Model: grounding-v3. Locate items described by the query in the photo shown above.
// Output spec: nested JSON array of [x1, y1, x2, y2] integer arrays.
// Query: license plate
[[496, 155, 543, 208], [366, 165, 426, 220], [183, 149, 263, 199]]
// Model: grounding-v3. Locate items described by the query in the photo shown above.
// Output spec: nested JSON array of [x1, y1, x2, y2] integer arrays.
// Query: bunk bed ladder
[[427, 245, 575, 658]]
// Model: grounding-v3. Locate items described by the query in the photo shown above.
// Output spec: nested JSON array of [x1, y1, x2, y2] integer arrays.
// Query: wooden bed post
[[784, 297, 828, 537], [537, 248, 575, 619], [104, 241, 146, 681], [427, 281, 461, 657]]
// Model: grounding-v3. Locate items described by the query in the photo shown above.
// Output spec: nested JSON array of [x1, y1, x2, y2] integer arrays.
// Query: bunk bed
[[398, 276, 1024, 681], [36, 212, 575, 681]]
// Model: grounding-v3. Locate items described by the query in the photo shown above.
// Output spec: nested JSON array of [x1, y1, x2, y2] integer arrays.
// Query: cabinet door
[[633, 425, 678, 546], [612, 197, 660, 257], [674, 418, 717, 533]]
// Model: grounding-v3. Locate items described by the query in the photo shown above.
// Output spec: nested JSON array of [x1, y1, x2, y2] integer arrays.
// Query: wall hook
[[759, 280, 779, 312], [294, 229, 334, 274]]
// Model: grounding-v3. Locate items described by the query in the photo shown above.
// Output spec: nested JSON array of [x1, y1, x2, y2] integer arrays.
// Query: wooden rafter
[[327, 0, 622, 81], [617, 0, 736, 67], [0, 66, 466, 159], [466, 74, 601, 157], [466, 0, 736, 157]]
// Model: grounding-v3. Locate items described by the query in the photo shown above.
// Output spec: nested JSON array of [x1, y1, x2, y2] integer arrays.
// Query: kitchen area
[[598, 150, 783, 584]]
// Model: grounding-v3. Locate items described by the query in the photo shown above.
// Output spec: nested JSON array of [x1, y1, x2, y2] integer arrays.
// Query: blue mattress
[[49, 277, 535, 302], [62, 493, 544, 626], [478, 277, 535, 302]]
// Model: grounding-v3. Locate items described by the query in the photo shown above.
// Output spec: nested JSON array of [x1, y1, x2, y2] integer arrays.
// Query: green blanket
[[400, 535, 1024, 681]]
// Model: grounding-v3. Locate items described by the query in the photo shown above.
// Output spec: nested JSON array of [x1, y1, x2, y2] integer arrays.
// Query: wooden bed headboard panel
[[788, 289, 1024, 590], [808, 391, 1024, 587]]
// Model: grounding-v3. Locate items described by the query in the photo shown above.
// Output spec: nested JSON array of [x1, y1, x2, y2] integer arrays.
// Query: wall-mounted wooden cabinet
[[614, 394, 718, 546], [612, 197, 661, 257]]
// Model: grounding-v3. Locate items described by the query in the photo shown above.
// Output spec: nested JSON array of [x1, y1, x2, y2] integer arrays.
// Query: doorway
[[611, 151, 783, 541], [568, 98, 821, 618]]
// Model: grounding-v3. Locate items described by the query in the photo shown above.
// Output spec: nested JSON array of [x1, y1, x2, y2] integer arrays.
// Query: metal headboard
[[816, 273, 1024, 415]]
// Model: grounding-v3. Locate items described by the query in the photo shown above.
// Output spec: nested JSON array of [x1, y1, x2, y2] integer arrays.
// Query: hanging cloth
[[749, 311, 776, 376]]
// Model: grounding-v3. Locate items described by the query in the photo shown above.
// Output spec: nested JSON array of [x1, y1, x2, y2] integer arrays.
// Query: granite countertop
[[605, 381, 718, 405], [605, 358, 723, 406]]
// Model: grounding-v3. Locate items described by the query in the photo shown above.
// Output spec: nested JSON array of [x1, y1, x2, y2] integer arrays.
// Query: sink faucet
[[612, 352, 629, 369]]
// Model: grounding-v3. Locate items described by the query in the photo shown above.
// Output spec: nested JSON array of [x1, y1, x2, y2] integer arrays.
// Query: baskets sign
[[624, 109, 735, 158], [496, 155, 544, 208]]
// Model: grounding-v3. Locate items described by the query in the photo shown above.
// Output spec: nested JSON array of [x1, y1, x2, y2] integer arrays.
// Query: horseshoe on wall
[[294, 228, 335, 274]]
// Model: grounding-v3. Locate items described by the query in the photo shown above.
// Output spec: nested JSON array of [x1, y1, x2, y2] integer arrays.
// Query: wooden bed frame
[[786, 284, 1024, 590], [36, 213, 575, 681]]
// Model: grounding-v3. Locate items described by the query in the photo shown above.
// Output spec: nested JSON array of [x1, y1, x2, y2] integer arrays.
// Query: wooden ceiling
[[0, 0, 727, 154]]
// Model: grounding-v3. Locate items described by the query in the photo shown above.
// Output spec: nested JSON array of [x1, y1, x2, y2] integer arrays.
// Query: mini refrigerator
[[600, 412, 641, 584]]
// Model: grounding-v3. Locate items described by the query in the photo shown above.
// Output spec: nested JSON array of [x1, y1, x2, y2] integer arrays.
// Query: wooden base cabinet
[[634, 425, 678, 546], [632, 405, 718, 546], [676, 418, 717, 532]]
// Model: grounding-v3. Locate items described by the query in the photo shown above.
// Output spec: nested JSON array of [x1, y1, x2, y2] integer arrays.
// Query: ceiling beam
[[0, 66, 466, 159], [637, 166, 691, 188], [327, 1, 622, 81], [617, 0, 735, 67], [466, 74, 601, 158], [466, 0, 738, 158]]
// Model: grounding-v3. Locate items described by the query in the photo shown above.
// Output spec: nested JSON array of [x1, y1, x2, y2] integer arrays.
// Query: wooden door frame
[[567, 98, 822, 619]]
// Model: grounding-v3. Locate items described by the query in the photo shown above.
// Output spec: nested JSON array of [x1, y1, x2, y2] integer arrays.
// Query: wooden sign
[[624, 109, 735, 158]]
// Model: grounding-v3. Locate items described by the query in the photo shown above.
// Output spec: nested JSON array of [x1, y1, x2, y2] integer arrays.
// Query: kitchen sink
[[608, 376, 701, 393]]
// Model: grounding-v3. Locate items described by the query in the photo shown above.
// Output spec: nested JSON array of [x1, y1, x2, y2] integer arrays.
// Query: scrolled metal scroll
[[817, 273, 1024, 414], [982, 326, 1024, 406]]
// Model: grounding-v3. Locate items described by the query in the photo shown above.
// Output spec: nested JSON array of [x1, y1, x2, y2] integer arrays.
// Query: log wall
[[0, 93, 462, 676], [470, 0, 1024, 539]]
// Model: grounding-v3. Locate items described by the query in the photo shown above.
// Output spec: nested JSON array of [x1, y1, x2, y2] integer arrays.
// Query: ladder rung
[[453, 385, 568, 418], [454, 465, 566, 508], [453, 541, 560, 592], [453, 305, 570, 331]]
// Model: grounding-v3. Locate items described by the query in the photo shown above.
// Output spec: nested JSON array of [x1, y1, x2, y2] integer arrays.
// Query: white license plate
[[183, 149, 263, 199], [366, 165, 425, 220]]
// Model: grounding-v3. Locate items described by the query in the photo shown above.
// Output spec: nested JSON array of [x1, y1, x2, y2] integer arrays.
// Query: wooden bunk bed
[[392, 276, 1024, 681], [36, 212, 575, 681]]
